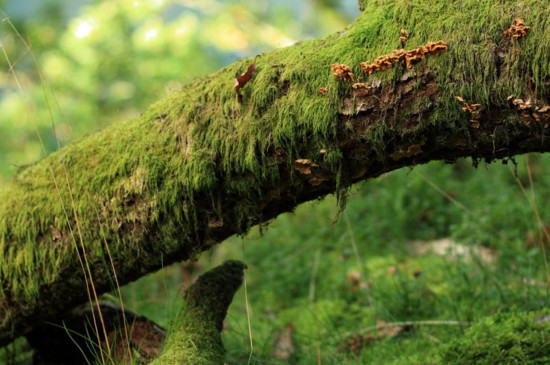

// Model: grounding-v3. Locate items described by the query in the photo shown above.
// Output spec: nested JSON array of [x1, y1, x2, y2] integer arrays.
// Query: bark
[[25, 261, 244, 364], [26, 302, 166, 364], [1, 0, 550, 347]]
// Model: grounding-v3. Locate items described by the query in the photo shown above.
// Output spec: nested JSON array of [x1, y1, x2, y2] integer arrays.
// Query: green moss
[[150, 260, 245, 364], [2, 0, 550, 343], [439, 310, 550, 364]]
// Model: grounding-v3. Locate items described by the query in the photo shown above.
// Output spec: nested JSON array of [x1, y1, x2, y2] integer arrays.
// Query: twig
[[334, 320, 472, 341]]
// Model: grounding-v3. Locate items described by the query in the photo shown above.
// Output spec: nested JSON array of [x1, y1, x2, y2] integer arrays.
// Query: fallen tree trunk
[[1, 0, 550, 347]]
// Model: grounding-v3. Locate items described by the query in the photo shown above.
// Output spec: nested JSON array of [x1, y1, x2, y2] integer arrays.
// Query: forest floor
[[3, 155, 550, 364]]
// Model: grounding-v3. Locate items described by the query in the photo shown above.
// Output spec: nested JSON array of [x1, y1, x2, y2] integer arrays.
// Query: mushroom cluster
[[331, 63, 355, 82], [455, 96, 482, 128], [344, 332, 374, 356], [508, 96, 550, 127], [360, 41, 447, 75], [294, 159, 318, 175], [503, 18, 531, 40]]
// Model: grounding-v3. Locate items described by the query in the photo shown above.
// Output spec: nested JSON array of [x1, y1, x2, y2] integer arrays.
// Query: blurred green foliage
[[218, 156, 550, 364], [0, 0, 357, 183]]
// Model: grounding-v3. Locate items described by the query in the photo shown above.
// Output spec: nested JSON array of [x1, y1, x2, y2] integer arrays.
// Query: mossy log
[[1, 0, 550, 347], [24, 260, 244, 364], [26, 302, 166, 364]]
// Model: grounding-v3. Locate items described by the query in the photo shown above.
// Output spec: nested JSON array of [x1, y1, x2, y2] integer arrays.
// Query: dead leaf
[[417, 210, 434, 221], [376, 321, 403, 339], [107, 317, 165, 364], [234, 63, 256, 103], [535, 315, 550, 323], [319, 87, 327, 95], [272, 324, 295, 361], [347, 270, 368, 291], [50, 227, 66, 243], [343, 332, 375, 356], [409, 238, 497, 264]]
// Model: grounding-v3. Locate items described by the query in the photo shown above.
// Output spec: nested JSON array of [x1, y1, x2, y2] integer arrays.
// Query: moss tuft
[[440, 310, 550, 364], [150, 260, 245, 364]]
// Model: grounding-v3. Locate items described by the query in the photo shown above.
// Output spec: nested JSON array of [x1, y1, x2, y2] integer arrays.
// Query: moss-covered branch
[[1, 0, 550, 347], [151, 260, 245, 364]]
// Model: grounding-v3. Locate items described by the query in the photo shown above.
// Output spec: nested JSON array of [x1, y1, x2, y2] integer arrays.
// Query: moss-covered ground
[[5, 154, 550, 364], [212, 155, 550, 364]]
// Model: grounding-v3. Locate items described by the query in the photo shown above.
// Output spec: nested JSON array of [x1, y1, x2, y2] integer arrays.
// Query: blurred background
[[2, 1, 550, 364], [0, 0, 358, 182]]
